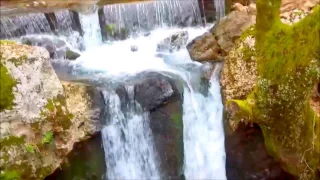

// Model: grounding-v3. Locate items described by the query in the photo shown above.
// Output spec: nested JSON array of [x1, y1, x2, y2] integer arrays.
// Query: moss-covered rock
[[0, 41, 104, 179], [224, 1, 320, 178]]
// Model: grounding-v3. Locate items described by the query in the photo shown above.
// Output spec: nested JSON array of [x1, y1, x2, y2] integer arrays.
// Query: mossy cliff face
[[0, 41, 102, 179], [224, 1, 320, 178]]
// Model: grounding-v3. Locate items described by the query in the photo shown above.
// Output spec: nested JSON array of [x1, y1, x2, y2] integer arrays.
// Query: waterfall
[[214, 0, 226, 19], [79, 7, 102, 50], [100, 0, 202, 40], [101, 90, 160, 179], [1, 1, 227, 178], [183, 64, 226, 179], [0, 13, 51, 39], [0, 10, 81, 39], [71, 25, 226, 179]]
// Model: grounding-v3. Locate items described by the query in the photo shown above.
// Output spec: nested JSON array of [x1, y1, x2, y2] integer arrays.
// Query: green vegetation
[[226, 1, 320, 178], [0, 61, 17, 112], [105, 24, 116, 36], [0, 170, 20, 180], [41, 95, 74, 131], [41, 131, 54, 144], [171, 113, 183, 128], [0, 136, 25, 150], [7, 55, 28, 67], [25, 144, 35, 153], [0, 40, 16, 46]]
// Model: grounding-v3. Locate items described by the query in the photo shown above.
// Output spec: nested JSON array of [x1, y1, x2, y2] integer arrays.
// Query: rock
[[132, 72, 183, 179], [134, 72, 176, 111], [62, 82, 105, 136], [130, 45, 138, 52], [65, 49, 81, 60], [221, 32, 257, 103], [212, 9, 256, 53], [225, 123, 295, 180], [21, 36, 80, 60], [187, 5, 255, 62], [149, 94, 183, 179], [157, 31, 189, 53], [187, 32, 223, 62], [44, 132, 106, 180], [0, 41, 104, 179]]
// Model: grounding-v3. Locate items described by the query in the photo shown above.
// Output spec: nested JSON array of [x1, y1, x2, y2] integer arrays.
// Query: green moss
[[0, 136, 25, 150], [105, 24, 116, 36], [240, 25, 256, 40], [41, 131, 54, 144], [25, 144, 35, 153], [7, 55, 28, 67], [171, 113, 183, 129], [0, 61, 17, 112], [41, 95, 74, 131], [0, 170, 20, 180], [227, 1, 320, 178], [0, 40, 16, 46]]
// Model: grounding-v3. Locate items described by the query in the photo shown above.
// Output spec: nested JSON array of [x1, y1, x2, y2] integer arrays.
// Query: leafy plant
[[25, 144, 35, 153], [0, 170, 20, 180], [41, 131, 54, 144]]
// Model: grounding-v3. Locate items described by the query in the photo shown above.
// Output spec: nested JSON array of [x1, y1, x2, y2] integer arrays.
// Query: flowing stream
[[1, 0, 226, 179], [74, 10, 226, 178]]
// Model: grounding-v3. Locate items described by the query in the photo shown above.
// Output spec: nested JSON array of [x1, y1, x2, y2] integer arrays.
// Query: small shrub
[[41, 131, 54, 144], [25, 144, 35, 153]]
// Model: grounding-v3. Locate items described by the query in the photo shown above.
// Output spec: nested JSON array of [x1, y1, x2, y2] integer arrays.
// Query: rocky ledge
[[0, 41, 103, 179]]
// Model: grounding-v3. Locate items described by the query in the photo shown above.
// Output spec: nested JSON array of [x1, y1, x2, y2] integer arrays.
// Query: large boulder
[[0, 41, 102, 179], [187, 3, 256, 62], [44, 132, 106, 180], [133, 72, 184, 179], [157, 31, 189, 53], [186, 32, 224, 62], [134, 72, 175, 111]]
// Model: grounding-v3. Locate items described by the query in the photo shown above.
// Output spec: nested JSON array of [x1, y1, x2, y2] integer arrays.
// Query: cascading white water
[[101, 90, 160, 179], [213, 0, 226, 19], [79, 7, 102, 50], [182, 64, 226, 179], [71, 25, 226, 179], [0, 13, 52, 38]]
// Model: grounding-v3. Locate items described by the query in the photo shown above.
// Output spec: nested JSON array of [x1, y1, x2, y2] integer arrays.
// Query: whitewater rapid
[[69, 23, 226, 179]]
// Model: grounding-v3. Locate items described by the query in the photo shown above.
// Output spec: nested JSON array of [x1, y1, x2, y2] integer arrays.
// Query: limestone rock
[[187, 4, 255, 62], [0, 41, 102, 179], [62, 82, 105, 136], [187, 32, 223, 62], [221, 34, 257, 103], [157, 31, 189, 53], [212, 8, 256, 53]]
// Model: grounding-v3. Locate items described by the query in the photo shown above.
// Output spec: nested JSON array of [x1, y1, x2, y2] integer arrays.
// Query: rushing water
[[101, 90, 160, 179], [71, 23, 226, 179], [1, 0, 227, 179], [79, 7, 103, 50]]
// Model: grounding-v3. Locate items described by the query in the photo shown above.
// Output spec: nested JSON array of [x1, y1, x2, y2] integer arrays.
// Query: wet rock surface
[[225, 123, 295, 180], [134, 72, 176, 111], [21, 36, 81, 60], [45, 132, 106, 180], [157, 31, 189, 53]]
